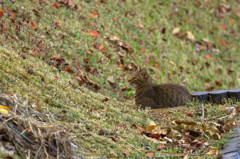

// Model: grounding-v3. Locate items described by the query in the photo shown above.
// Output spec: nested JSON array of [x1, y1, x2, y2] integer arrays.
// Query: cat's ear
[[141, 68, 149, 77]]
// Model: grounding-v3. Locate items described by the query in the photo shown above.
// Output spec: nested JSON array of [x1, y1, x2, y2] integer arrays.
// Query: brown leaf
[[58, 0, 77, 10], [216, 4, 231, 17], [41, 77, 47, 85], [149, 134, 161, 139], [75, 70, 101, 90], [90, 10, 100, 18], [132, 124, 146, 132], [64, 65, 74, 74], [215, 80, 222, 86], [189, 140, 203, 150], [145, 125, 156, 133], [101, 98, 109, 103]]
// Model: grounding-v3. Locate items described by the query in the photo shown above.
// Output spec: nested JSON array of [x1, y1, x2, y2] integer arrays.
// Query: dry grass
[[0, 0, 239, 158]]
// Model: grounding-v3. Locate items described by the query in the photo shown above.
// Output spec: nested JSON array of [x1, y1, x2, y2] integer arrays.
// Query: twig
[[0, 77, 19, 86], [119, 136, 141, 152], [202, 131, 210, 141]]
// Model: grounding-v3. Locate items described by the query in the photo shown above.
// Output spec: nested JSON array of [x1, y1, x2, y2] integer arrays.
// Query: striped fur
[[129, 68, 191, 108]]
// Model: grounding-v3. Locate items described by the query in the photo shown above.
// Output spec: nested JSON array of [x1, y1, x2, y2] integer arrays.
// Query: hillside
[[0, 0, 240, 158]]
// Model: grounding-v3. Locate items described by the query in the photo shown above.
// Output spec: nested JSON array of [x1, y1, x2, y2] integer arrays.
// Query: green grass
[[0, 0, 240, 158]]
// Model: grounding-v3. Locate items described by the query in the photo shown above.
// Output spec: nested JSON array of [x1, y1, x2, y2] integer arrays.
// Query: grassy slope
[[0, 0, 240, 158]]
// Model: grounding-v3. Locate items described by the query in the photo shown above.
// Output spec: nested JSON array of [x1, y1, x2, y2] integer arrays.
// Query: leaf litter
[[133, 104, 240, 156], [0, 93, 80, 158]]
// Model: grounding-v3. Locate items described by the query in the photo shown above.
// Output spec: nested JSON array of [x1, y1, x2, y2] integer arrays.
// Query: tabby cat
[[128, 68, 191, 108]]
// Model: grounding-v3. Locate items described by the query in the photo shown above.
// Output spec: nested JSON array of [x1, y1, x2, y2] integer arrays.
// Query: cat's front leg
[[136, 97, 158, 109]]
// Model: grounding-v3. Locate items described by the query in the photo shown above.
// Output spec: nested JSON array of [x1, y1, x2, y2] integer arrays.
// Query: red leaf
[[0, 9, 4, 18], [53, 21, 62, 27], [30, 21, 36, 29], [187, 111, 193, 117], [219, 40, 227, 47], [30, 48, 40, 55], [89, 31, 99, 37], [113, 17, 118, 22], [187, 18, 191, 23], [146, 153, 154, 157], [123, 152, 130, 157], [205, 54, 212, 59], [221, 25, 227, 30], [53, 3, 60, 9], [132, 124, 146, 132]]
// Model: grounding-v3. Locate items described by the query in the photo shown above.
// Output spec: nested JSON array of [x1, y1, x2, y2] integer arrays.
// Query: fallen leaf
[[132, 124, 146, 132], [206, 149, 218, 155], [221, 25, 227, 30], [99, 44, 107, 53], [149, 134, 161, 139], [136, 24, 143, 29], [0, 105, 11, 111], [219, 40, 227, 47], [205, 54, 212, 59], [157, 145, 168, 151], [52, 55, 63, 60], [90, 31, 99, 37], [146, 153, 154, 157], [30, 48, 40, 55], [172, 28, 180, 35], [0, 106, 10, 116], [0, 9, 4, 18], [187, 31, 195, 41], [58, 0, 77, 10], [123, 152, 130, 157], [228, 107, 237, 120], [145, 125, 156, 133], [30, 21, 36, 29], [215, 80, 222, 86], [53, 21, 62, 27], [101, 98, 109, 103], [113, 17, 118, 21], [53, 3, 60, 9], [187, 111, 193, 117], [64, 65, 74, 73], [90, 10, 100, 18]]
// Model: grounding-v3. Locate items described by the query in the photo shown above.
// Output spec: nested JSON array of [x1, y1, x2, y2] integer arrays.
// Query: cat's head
[[128, 68, 152, 87]]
